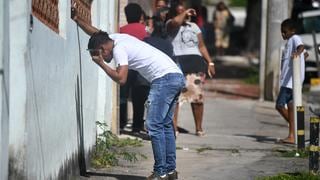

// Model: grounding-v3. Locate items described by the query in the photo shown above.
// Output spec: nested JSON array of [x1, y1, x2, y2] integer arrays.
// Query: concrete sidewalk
[[82, 54, 314, 180], [83, 89, 309, 180]]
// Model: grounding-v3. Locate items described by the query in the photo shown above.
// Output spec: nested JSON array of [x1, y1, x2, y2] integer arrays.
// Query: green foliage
[[261, 148, 311, 180], [256, 172, 320, 180], [229, 0, 247, 7], [243, 67, 259, 84], [91, 121, 146, 168], [274, 148, 309, 158]]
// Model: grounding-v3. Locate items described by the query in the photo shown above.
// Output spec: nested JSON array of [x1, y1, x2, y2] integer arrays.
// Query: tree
[[243, 0, 261, 54]]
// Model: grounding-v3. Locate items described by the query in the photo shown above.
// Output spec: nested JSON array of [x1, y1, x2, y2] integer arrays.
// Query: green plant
[[91, 121, 146, 168], [243, 67, 259, 84], [229, 0, 247, 7], [256, 172, 320, 180], [274, 148, 309, 158], [231, 149, 240, 153]]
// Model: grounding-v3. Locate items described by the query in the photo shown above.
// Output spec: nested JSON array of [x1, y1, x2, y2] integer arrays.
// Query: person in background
[[213, 1, 234, 56], [167, 3, 215, 137], [120, 3, 149, 133], [154, 0, 170, 22], [155, 0, 168, 10], [128, 8, 153, 134], [140, 10, 153, 34], [120, 3, 148, 40], [191, 5, 215, 54], [275, 19, 305, 144], [144, 16, 173, 59]]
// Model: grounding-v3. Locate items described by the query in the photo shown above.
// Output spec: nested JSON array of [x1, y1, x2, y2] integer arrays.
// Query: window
[[32, 0, 59, 33], [297, 10, 320, 34], [302, 16, 320, 33], [32, 0, 93, 34], [72, 0, 93, 25]]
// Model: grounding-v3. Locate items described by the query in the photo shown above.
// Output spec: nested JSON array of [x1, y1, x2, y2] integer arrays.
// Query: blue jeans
[[145, 73, 185, 176]]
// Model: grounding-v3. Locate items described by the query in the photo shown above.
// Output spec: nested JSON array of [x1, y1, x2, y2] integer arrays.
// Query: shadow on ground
[[234, 134, 278, 143], [234, 134, 297, 147], [86, 172, 145, 180], [120, 129, 150, 140], [177, 126, 190, 134], [120, 126, 190, 140]]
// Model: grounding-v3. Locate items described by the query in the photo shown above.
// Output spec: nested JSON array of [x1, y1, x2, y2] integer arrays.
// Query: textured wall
[[0, 0, 9, 179], [8, 0, 29, 178], [119, 0, 128, 27], [7, 0, 118, 179]]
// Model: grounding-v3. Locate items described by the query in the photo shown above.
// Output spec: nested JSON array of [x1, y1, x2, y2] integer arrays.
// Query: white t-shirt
[[280, 34, 305, 89], [171, 21, 202, 56], [109, 33, 182, 82]]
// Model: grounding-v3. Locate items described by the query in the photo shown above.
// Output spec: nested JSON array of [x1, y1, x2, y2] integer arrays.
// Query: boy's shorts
[[276, 87, 293, 107]]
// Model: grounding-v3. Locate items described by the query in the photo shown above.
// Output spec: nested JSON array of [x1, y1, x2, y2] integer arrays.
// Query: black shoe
[[147, 172, 168, 180], [168, 170, 178, 180]]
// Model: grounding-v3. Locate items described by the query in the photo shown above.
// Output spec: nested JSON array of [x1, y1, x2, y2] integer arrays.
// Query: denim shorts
[[276, 87, 293, 107]]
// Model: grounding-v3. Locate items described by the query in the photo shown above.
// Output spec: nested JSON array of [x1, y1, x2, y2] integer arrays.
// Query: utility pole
[[292, 56, 305, 147], [264, 0, 291, 101]]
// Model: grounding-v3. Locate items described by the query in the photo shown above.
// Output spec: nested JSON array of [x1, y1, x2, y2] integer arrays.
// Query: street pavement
[[82, 56, 313, 180], [83, 91, 309, 180]]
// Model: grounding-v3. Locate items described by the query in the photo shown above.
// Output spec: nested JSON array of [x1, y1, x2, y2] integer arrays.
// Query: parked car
[[296, 9, 320, 83]]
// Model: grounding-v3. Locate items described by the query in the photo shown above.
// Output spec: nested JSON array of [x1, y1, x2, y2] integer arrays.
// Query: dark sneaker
[[147, 172, 168, 180], [168, 170, 178, 180]]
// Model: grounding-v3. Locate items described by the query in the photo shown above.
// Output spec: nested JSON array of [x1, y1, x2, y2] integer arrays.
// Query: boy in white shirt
[[276, 19, 305, 144]]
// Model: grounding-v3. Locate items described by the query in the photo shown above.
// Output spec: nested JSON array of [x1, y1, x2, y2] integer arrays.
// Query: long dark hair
[[151, 16, 168, 38], [167, 2, 184, 20]]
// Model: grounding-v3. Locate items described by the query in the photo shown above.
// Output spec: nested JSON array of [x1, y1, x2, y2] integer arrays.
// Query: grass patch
[[274, 148, 309, 158], [196, 146, 214, 153], [91, 122, 146, 168], [256, 172, 320, 180], [243, 67, 259, 84], [231, 149, 240, 153], [195, 147, 240, 154]]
